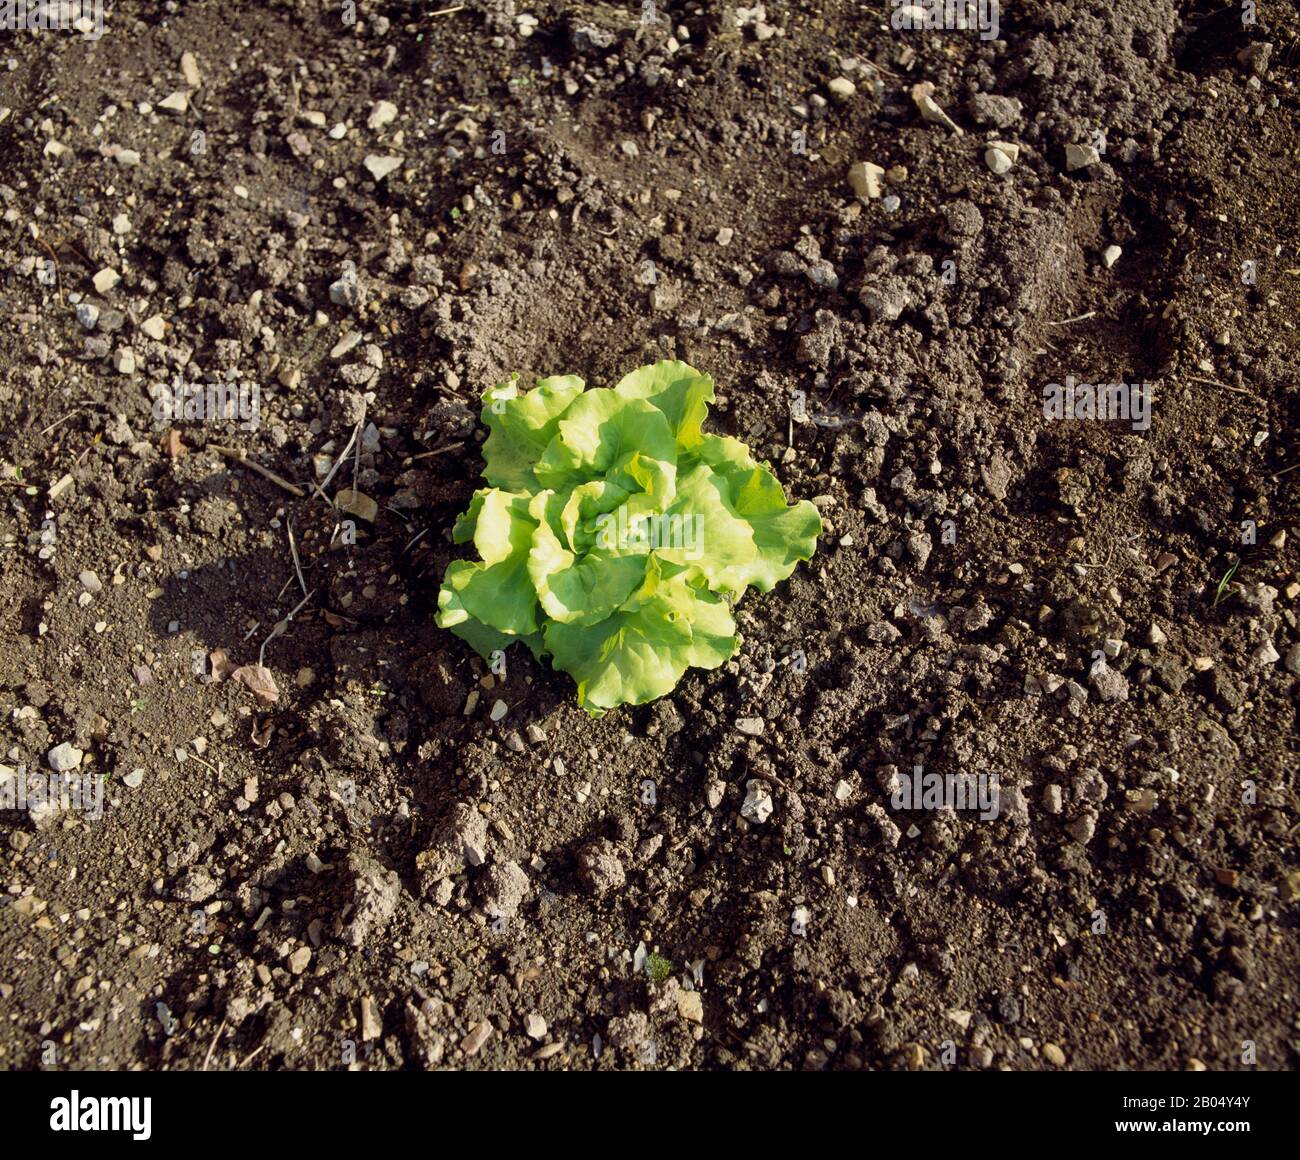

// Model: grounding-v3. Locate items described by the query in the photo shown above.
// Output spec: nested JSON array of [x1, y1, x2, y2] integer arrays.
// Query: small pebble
[[363, 154, 403, 181], [48, 742, 83, 772], [984, 146, 1012, 174], [368, 101, 398, 131], [827, 77, 856, 102], [92, 268, 121, 294]]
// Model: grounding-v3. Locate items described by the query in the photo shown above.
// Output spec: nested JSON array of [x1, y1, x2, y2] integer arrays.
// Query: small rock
[[363, 154, 403, 181], [113, 348, 136, 375], [1066, 811, 1098, 845], [1090, 666, 1129, 702], [462, 1020, 493, 1057], [47, 742, 83, 772], [140, 315, 166, 340], [1284, 643, 1300, 677], [677, 991, 704, 1024], [827, 76, 856, 102], [741, 780, 774, 824], [368, 100, 398, 131], [848, 160, 885, 200], [328, 264, 364, 309], [1254, 639, 1280, 666], [180, 51, 201, 88], [479, 860, 530, 919], [92, 268, 120, 294], [335, 488, 378, 523], [158, 91, 189, 116], [360, 996, 383, 1041], [176, 865, 219, 903], [1065, 143, 1100, 171], [1236, 42, 1273, 76], [525, 1013, 547, 1041], [577, 840, 626, 894], [1102, 244, 1123, 268], [1042, 1042, 1067, 1067], [984, 145, 1013, 174], [968, 93, 1023, 128], [340, 859, 401, 946]]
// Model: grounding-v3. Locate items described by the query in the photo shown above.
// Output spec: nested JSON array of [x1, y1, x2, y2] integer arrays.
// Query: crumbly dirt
[[0, 0, 1297, 1071]]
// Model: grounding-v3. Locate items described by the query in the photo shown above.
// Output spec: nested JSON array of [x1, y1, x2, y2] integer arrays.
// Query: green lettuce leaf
[[481, 373, 585, 492], [436, 361, 819, 715]]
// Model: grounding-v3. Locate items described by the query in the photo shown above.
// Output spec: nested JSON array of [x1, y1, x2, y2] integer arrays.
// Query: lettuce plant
[[436, 361, 821, 715]]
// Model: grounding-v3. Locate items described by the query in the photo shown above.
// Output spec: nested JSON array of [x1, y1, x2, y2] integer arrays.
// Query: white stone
[[848, 160, 885, 200], [368, 101, 398, 131], [984, 146, 1012, 174], [180, 52, 201, 89], [741, 780, 774, 824], [48, 742, 83, 772], [827, 77, 856, 101], [1065, 143, 1100, 171], [363, 154, 403, 181]]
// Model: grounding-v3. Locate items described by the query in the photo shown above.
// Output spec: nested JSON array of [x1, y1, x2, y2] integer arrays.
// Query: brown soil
[[0, 0, 1297, 1071]]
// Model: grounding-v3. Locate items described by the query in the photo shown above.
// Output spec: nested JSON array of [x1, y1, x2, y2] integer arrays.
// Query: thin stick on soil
[[238, 1040, 269, 1070], [188, 752, 223, 778], [258, 587, 316, 667], [1046, 311, 1097, 326], [318, 422, 361, 494], [411, 441, 465, 460], [352, 422, 362, 495], [38, 408, 84, 437], [429, 4, 466, 14], [211, 445, 305, 497], [202, 1019, 227, 1071], [1185, 374, 1261, 399], [286, 519, 309, 598]]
